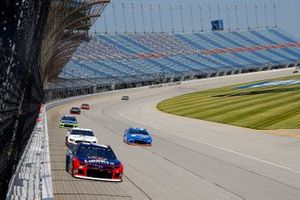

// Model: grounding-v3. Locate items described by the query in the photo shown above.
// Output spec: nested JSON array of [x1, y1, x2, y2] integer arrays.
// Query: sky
[[92, 0, 300, 38]]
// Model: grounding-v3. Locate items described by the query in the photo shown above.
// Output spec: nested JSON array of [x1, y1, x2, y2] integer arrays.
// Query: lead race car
[[66, 143, 123, 181], [123, 127, 152, 146], [66, 128, 98, 145], [80, 103, 90, 110]]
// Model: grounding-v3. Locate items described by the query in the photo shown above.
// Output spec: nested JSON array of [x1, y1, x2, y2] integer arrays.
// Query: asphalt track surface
[[47, 69, 300, 200]]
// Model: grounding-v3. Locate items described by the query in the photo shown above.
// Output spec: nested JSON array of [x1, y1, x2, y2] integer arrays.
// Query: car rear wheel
[[66, 156, 70, 172]]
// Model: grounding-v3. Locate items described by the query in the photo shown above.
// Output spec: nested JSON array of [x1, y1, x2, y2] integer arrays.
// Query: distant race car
[[66, 142, 123, 181], [80, 103, 90, 110], [123, 127, 152, 146], [59, 115, 78, 128], [66, 128, 98, 145], [121, 96, 129, 100], [70, 107, 81, 115]]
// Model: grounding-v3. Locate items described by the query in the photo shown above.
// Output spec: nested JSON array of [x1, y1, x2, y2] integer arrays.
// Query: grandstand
[[47, 27, 300, 92]]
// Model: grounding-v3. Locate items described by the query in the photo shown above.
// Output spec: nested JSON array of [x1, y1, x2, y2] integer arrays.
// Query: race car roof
[[129, 127, 146, 131], [62, 115, 76, 118], [70, 127, 92, 131], [79, 142, 109, 148]]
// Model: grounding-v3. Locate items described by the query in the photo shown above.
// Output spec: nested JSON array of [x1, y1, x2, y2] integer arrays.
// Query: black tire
[[65, 156, 69, 172], [71, 161, 75, 177]]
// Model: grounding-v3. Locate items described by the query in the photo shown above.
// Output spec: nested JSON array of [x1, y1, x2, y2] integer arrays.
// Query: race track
[[47, 69, 300, 200]]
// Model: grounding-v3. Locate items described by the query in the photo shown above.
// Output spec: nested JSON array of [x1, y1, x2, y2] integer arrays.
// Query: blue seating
[[212, 32, 278, 64], [250, 30, 300, 59], [230, 31, 296, 62], [53, 28, 300, 89]]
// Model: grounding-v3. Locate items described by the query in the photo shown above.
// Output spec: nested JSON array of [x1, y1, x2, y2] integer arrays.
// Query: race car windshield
[[82, 104, 89, 106], [77, 147, 116, 160], [62, 116, 76, 121], [71, 107, 80, 111], [71, 130, 94, 136], [130, 129, 149, 135]]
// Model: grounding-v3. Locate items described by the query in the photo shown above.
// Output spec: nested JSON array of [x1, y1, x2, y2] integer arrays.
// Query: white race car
[[66, 128, 98, 146]]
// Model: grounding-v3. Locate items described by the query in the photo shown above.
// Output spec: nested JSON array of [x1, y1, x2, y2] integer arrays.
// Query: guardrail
[[44, 62, 296, 102], [6, 105, 53, 200]]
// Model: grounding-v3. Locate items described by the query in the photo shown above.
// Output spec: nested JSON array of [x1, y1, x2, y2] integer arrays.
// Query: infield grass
[[157, 75, 300, 130]]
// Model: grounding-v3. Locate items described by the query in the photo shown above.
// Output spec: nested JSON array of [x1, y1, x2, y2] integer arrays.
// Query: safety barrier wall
[[6, 106, 53, 200], [44, 62, 296, 102]]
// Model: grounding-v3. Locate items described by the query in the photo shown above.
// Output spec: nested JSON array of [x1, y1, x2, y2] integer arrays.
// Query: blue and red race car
[[66, 143, 123, 182], [123, 127, 152, 146]]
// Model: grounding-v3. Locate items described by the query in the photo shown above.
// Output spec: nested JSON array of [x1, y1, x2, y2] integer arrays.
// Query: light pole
[[217, 5, 221, 20], [131, 2, 137, 33], [169, 4, 175, 33], [226, 5, 231, 31], [149, 3, 154, 33], [103, 9, 108, 34], [158, 5, 163, 33], [245, 4, 250, 30], [234, 5, 239, 30], [273, 2, 278, 27], [190, 4, 194, 33], [255, 4, 259, 29], [264, 3, 269, 28], [180, 4, 185, 33], [122, 3, 128, 33], [198, 5, 204, 32], [112, 2, 118, 34], [208, 4, 212, 22], [141, 4, 145, 33]]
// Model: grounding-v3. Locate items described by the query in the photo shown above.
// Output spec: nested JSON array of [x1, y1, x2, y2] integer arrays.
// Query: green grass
[[157, 75, 300, 130]]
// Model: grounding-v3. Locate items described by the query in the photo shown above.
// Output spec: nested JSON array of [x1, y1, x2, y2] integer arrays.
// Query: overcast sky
[[92, 0, 300, 38]]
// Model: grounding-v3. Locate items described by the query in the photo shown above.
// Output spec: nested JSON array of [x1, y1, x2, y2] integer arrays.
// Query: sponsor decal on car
[[84, 159, 114, 165]]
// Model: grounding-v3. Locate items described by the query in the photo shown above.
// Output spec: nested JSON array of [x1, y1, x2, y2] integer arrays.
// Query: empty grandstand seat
[[49, 28, 300, 89]]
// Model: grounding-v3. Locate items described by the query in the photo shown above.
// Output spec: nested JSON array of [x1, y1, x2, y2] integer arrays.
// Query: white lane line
[[118, 109, 300, 174]]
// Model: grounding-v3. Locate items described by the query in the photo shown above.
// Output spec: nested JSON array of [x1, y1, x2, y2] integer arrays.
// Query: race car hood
[[68, 135, 96, 141], [60, 120, 77, 124], [78, 156, 121, 169], [129, 134, 151, 140]]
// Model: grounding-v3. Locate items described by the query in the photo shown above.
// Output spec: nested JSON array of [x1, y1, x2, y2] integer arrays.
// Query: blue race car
[[123, 127, 152, 146]]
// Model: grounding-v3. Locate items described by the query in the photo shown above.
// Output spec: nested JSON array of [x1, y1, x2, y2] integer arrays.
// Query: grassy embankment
[[157, 75, 300, 130]]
